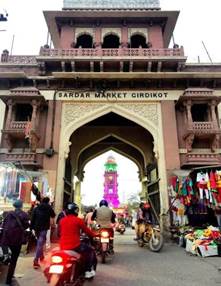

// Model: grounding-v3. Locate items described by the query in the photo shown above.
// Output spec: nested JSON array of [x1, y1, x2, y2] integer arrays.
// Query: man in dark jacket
[[1, 199, 29, 285], [31, 197, 55, 269]]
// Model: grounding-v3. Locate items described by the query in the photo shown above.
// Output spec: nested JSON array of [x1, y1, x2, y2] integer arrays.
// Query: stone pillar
[[121, 25, 128, 48], [31, 100, 38, 130], [1, 49, 9, 62], [74, 181, 81, 212], [210, 100, 218, 128], [60, 25, 73, 48], [6, 99, 13, 129], [95, 26, 102, 48], [185, 100, 192, 127]]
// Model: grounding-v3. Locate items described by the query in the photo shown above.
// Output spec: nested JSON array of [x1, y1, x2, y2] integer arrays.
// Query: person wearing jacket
[[59, 203, 97, 279], [91, 200, 116, 252], [31, 197, 55, 269], [1, 199, 29, 285]]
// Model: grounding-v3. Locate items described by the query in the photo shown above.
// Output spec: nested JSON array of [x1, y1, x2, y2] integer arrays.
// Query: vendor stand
[[169, 166, 221, 257]]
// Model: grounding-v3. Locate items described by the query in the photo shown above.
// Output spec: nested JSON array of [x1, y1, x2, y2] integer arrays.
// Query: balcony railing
[[39, 47, 185, 58], [181, 153, 221, 166], [2, 56, 37, 64], [9, 121, 27, 130], [186, 121, 219, 135], [4, 153, 37, 162], [0, 47, 185, 64]]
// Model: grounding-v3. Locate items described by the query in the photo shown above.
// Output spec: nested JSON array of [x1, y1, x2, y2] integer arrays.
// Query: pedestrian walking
[[31, 197, 55, 269], [1, 199, 30, 285]]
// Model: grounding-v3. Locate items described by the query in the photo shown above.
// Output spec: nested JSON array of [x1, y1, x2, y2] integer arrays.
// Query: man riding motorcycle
[[59, 203, 97, 279], [135, 202, 154, 241], [91, 200, 116, 253]]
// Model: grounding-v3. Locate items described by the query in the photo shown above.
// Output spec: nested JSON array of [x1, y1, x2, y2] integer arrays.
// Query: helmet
[[99, 199, 108, 207], [13, 199, 23, 209], [66, 203, 79, 215]]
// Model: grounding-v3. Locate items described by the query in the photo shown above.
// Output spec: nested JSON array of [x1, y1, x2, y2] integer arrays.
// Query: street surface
[[1, 229, 221, 286]]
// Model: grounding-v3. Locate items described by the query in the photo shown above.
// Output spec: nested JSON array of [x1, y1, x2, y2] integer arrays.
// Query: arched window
[[75, 34, 93, 48], [102, 34, 120, 49], [130, 34, 147, 48]]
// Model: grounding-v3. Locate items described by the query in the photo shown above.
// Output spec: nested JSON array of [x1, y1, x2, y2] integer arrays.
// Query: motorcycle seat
[[63, 250, 81, 260]]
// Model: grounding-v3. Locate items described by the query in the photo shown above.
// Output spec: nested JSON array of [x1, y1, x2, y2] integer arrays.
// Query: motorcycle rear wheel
[[149, 232, 164, 252], [101, 251, 106, 263], [49, 274, 62, 286]]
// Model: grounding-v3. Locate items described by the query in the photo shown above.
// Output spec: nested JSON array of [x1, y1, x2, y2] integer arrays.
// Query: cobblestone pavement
[[1, 229, 221, 286]]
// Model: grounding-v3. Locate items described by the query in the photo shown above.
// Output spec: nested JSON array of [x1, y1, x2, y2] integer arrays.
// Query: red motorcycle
[[94, 228, 114, 264], [44, 235, 96, 286], [44, 248, 85, 286]]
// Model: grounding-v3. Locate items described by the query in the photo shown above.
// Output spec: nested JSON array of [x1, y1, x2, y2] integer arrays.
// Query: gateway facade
[[0, 0, 221, 227]]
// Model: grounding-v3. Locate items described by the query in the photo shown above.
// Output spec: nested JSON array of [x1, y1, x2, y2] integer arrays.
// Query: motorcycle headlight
[[51, 255, 63, 264]]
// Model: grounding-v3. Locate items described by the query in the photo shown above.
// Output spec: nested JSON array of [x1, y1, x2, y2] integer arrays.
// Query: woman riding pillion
[[59, 203, 97, 279]]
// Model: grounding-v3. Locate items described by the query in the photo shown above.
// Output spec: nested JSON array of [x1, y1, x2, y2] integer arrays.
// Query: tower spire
[[103, 155, 120, 208]]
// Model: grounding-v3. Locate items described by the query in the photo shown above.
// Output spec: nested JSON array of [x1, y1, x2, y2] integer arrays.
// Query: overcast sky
[[1, 0, 221, 205]]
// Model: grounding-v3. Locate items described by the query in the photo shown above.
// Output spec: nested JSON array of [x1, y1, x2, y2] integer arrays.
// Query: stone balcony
[[180, 152, 221, 167], [0, 47, 186, 74], [39, 47, 185, 58], [0, 152, 44, 168], [184, 121, 221, 137]]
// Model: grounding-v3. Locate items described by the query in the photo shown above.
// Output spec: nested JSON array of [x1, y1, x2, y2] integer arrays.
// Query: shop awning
[[171, 169, 192, 177]]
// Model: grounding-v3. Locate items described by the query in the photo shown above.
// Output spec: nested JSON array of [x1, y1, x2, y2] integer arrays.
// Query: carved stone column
[[31, 100, 39, 131], [185, 133, 194, 152], [185, 100, 192, 128], [209, 100, 218, 128], [6, 99, 13, 129], [211, 134, 220, 152]]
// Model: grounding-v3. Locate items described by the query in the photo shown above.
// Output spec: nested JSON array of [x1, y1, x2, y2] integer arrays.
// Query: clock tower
[[103, 156, 120, 208]]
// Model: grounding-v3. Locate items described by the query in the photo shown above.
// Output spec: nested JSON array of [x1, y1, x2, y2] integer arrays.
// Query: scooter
[[137, 223, 164, 252], [44, 235, 95, 286], [44, 248, 85, 286]]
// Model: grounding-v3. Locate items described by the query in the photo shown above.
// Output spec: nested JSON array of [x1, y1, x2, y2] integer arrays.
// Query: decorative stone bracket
[[184, 133, 195, 152]]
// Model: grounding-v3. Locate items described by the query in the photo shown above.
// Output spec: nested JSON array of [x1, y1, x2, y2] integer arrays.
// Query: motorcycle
[[44, 248, 85, 286], [137, 223, 164, 252], [115, 223, 126, 235], [44, 235, 95, 286], [94, 228, 114, 264]]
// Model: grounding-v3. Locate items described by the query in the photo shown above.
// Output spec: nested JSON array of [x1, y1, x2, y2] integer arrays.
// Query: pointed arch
[[78, 146, 143, 181]]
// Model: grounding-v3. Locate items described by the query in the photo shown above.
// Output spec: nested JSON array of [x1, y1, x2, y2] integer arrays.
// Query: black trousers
[[6, 245, 22, 284]]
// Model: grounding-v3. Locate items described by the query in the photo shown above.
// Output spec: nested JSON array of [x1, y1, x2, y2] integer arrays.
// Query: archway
[[130, 34, 147, 48], [75, 34, 93, 48], [81, 150, 141, 207], [102, 34, 120, 48], [55, 102, 167, 224]]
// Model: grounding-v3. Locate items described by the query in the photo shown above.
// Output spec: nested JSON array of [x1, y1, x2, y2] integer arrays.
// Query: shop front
[[0, 162, 52, 211], [169, 166, 221, 257]]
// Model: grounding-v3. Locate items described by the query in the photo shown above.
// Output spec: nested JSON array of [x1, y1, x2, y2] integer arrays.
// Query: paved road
[[1, 228, 221, 286]]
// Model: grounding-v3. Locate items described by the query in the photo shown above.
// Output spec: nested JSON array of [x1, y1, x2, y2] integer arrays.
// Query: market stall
[[169, 167, 221, 257]]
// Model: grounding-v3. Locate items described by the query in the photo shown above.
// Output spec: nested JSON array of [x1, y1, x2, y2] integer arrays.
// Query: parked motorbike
[[94, 228, 114, 263], [115, 223, 126, 235], [137, 223, 164, 252]]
